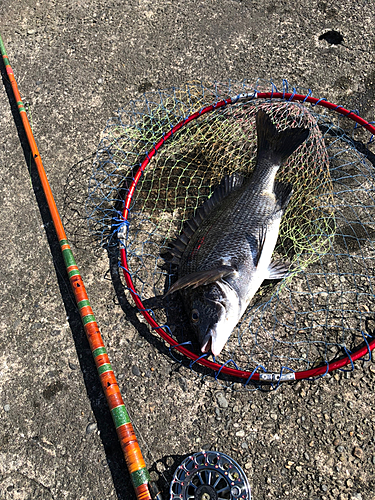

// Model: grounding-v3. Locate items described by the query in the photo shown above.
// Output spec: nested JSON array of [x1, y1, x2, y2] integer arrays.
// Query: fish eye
[[191, 309, 200, 323]]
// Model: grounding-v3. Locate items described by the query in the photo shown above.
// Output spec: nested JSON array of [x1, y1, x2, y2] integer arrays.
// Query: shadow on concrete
[[1, 56, 134, 500]]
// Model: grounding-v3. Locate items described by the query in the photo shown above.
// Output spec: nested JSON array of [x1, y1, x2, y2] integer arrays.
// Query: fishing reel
[[169, 450, 251, 500]]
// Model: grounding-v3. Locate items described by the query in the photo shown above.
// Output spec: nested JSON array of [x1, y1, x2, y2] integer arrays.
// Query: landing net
[[85, 81, 375, 383]]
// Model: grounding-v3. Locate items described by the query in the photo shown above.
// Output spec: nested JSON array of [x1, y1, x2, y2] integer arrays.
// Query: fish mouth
[[198, 287, 236, 357], [200, 329, 226, 357], [201, 335, 212, 355]]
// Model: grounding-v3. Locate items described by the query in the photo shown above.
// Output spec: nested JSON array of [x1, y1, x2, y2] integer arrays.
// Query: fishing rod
[[0, 34, 252, 500], [0, 34, 159, 500]]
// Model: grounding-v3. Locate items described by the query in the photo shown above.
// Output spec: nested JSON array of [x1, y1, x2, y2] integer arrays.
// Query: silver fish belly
[[164, 110, 309, 356]]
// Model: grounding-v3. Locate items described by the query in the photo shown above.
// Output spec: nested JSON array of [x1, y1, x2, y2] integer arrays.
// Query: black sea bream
[[164, 110, 309, 356]]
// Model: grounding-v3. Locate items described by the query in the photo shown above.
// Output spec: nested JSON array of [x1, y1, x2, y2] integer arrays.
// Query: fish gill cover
[[82, 80, 375, 382]]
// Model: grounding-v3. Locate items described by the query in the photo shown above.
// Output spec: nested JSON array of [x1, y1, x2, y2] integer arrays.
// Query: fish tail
[[256, 109, 309, 165]]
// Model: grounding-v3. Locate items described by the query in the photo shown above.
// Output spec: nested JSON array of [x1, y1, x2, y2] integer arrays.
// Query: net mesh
[[84, 81, 375, 377]]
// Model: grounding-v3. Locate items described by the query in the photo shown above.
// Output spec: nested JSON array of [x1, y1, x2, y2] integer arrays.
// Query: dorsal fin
[[164, 173, 244, 264]]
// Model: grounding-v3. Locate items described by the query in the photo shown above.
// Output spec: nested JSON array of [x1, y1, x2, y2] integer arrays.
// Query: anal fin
[[267, 260, 290, 280]]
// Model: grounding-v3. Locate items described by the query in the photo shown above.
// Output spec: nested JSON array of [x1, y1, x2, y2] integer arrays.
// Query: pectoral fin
[[164, 265, 235, 297], [267, 260, 290, 280]]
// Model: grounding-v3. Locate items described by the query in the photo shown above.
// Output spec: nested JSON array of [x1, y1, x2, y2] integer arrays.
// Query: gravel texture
[[1, 1, 375, 499]]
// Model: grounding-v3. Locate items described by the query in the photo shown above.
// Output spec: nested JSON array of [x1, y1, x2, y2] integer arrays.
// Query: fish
[[164, 109, 309, 357]]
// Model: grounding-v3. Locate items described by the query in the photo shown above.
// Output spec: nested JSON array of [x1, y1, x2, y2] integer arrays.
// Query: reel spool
[[169, 451, 251, 500]]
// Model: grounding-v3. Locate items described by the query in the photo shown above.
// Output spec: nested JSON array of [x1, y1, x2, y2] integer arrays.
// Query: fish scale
[[181, 182, 279, 276]]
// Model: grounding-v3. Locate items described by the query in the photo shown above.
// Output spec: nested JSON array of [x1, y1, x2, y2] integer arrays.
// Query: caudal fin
[[256, 109, 309, 164]]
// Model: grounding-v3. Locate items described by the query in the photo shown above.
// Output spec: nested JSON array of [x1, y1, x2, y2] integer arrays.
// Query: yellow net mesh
[[83, 81, 375, 376]]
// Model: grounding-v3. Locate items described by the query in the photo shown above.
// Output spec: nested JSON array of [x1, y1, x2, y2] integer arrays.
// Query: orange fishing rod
[[0, 34, 158, 500]]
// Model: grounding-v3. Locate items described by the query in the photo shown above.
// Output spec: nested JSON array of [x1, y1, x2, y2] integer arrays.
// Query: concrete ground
[[1, 1, 375, 499]]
